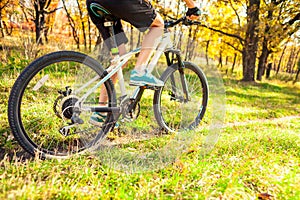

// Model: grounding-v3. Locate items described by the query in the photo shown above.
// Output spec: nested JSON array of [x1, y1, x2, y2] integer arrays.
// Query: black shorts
[[87, 0, 157, 49]]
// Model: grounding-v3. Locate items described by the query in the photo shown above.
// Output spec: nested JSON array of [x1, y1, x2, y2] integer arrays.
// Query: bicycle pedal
[[129, 83, 162, 90], [129, 82, 145, 87], [145, 85, 162, 90]]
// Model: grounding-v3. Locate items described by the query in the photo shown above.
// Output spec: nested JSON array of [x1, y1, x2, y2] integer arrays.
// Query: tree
[[0, 0, 18, 37], [203, 0, 260, 81], [0, 0, 10, 37], [22, 0, 60, 44], [256, 0, 300, 80], [242, 0, 260, 82], [61, 0, 90, 49], [75, 0, 90, 49], [294, 57, 300, 83], [61, 0, 80, 48], [202, 0, 300, 82]]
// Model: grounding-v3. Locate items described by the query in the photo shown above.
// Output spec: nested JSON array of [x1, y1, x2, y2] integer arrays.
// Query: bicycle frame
[[7, 14, 209, 159], [75, 30, 177, 113]]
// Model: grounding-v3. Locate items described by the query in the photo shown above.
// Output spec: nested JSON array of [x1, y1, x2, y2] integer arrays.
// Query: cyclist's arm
[[183, 0, 197, 8], [182, 0, 201, 20]]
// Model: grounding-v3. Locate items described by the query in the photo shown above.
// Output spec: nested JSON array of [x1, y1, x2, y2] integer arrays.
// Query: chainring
[[120, 97, 140, 121]]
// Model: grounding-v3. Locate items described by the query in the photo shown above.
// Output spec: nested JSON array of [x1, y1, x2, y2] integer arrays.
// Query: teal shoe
[[90, 112, 119, 128], [129, 70, 164, 87]]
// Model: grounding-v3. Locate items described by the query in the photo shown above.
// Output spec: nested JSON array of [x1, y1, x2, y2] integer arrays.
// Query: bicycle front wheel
[[153, 62, 208, 132], [8, 51, 116, 159]]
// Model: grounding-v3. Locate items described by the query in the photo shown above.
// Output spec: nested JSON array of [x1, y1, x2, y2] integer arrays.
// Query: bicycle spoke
[[154, 62, 208, 132], [8, 51, 116, 158]]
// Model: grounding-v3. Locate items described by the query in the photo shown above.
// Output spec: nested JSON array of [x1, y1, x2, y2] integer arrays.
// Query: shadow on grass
[[224, 78, 300, 117]]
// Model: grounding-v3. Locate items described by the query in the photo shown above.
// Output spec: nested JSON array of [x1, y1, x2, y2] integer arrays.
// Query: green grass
[[1, 119, 299, 199], [0, 52, 300, 199], [224, 78, 300, 122]]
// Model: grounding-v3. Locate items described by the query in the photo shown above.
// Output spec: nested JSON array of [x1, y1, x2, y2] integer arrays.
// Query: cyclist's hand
[[186, 7, 201, 20]]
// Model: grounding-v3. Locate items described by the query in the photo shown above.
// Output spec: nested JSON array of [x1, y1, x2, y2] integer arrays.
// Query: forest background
[[0, 0, 300, 199], [0, 0, 299, 82]]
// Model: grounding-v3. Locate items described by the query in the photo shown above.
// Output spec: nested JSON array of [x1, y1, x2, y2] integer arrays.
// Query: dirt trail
[[104, 115, 300, 146], [224, 115, 300, 128], [1, 115, 299, 160]]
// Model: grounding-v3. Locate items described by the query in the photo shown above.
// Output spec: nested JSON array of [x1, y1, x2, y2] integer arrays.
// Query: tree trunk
[[177, 26, 183, 50], [231, 53, 237, 72], [294, 67, 300, 83], [62, 0, 80, 49], [188, 26, 199, 60], [76, 0, 87, 49], [185, 27, 192, 60], [34, 2, 42, 44], [297, 58, 300, 82], [0, 0, 9, 37], [276, 42, 288, 74], [0, 17, 4, 37], [130, 25, 134, 51], [257, 39, 269, 80], [241, 0, 260, 82], [88, 17, 91, 51], [0, 10, 4, 37], [286, 47, 295, 73], [205, 40, 210, 66], [136, 32, 142, 48], [266, 63, 272, 79], [33, 0, 51, 44], [257, 7, 273, 81], [218, 50, 223, 68], [291, 49, 300, 73]]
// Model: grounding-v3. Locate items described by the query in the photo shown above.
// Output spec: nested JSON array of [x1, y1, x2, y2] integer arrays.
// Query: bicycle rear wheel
[[8, 51, 116, 159], [153, 62, 208, 132]]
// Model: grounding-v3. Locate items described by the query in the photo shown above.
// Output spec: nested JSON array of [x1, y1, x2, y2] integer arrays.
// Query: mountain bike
[[8, 15, 209, 159]]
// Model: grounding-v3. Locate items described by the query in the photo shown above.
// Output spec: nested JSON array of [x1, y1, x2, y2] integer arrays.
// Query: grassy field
[[0, 50, 300, 199]]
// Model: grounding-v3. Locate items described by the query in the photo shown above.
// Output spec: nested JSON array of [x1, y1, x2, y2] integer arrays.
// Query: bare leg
[[99, 44, 127, 106], [134, 14, 164, 72], [98, 13, 164, 105]]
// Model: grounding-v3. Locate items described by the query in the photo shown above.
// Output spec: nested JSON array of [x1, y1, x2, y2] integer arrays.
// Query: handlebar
[[164, 16, 201, 29]]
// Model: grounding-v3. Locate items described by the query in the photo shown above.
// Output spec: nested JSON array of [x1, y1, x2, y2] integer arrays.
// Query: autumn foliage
[[0, 0, 299, 82]]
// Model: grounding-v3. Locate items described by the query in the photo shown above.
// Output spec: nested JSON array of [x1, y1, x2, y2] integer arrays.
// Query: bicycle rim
[[153, 62, 208, 132], [8, 51, 116, 158]]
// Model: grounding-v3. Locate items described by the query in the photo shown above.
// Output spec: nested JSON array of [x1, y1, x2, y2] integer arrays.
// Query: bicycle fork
[[165, 50, 190, 102]]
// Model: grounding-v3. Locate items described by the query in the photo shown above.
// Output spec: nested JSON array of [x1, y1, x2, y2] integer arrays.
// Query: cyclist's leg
[[87, 1, 129, 124], [134, 14, 164, 72], [86, 0, 129, 49], [98, 43, 127, 107], [129, 14, 164, 86], [92, 44, 127, 126], [87, 0, 164, 86]]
